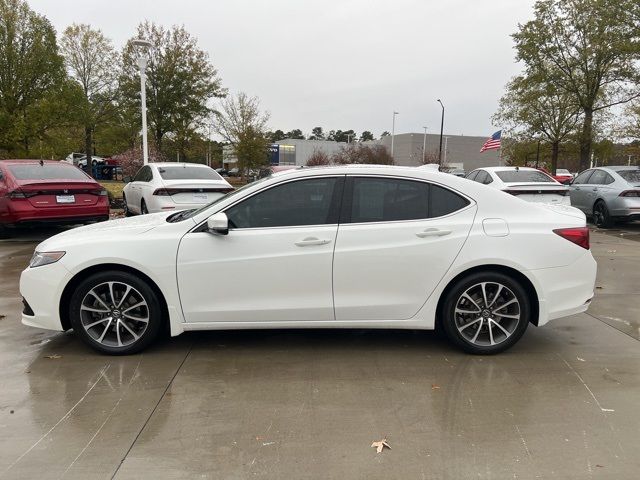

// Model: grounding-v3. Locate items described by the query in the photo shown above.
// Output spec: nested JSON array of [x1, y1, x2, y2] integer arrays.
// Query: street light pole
[[422, 126, 428, 164], [391, 111, 399, 158], [132, 39, 152, 165], [444, 136, 449, 165], [437, 99, 444, 164]]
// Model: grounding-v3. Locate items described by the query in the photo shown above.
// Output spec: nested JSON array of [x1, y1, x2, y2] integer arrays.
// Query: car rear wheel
[[441, 272, 530, 355], [141, 199, 148, 215], [593, 201, 613, 228], [69, 271, 163, 354]]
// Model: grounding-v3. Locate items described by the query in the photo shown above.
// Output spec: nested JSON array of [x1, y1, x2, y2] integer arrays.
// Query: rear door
[[332, 176, 476, 321], [586, 170, 613, 212]]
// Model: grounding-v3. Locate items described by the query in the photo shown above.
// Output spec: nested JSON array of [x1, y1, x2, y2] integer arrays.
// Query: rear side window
[[226, 177, 341, 228], [587, 170, 612, 185], [466, 171, 479, 181], [346, 177, 469, 223], [8, 163, 90, 181], [496, 170, 554, 183], [158, 166, 223, 181]]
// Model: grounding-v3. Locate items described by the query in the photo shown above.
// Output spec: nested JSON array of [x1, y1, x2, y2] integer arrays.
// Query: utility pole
[[391, 111, 399, 158], [422, 126, 428, 164], [132, 39, 152, 165], [437, 99, 444, 164]]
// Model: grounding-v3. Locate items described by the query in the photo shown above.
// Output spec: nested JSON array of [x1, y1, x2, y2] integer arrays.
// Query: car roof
[[480, 166, 539, 172], [602, 165, 640, 172], [151, 162, 210, 168], [0, 159, 73, 165]]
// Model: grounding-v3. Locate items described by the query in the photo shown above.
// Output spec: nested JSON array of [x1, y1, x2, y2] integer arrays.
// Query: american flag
[[480, 130, 501, 152]]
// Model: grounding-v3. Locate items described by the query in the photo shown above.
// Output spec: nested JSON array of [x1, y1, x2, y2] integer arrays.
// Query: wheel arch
[[435, 264, 540, 329], [59, 263, 170, 331]]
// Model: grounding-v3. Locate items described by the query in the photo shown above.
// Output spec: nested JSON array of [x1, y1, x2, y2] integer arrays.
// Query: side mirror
[[207, 212, 229, 235], [123, 176, 132, 183]]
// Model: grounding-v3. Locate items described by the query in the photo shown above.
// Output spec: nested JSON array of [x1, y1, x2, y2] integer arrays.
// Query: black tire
[[0, 224, 9, 239], [69, 270, 164, 355], [441, 271, 530, 355], [123, 194, 132, 217], [593, 201, 613, 228], [141, 199, 148, 215]]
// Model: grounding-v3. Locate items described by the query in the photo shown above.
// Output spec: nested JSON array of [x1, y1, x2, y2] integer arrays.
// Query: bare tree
[[61, 24, 119, 164], [215, 93, 270, 178], [306, 149, 331, 166]]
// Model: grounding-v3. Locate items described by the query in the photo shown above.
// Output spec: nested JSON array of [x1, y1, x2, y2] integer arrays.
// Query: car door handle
[[592, 187, 598, 191], [295, 237, 331, 247], [416, 228, 452, 238]]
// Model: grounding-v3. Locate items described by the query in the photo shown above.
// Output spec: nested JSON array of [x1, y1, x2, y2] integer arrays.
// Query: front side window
[[573, 170, 593, 184], [133, 166, 152, 182], [346, 177, 469, 223], [226, 177, 341, 228]]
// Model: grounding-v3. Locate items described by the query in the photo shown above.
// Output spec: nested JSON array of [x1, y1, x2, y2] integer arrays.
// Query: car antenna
[[39, 159, 44, 166]]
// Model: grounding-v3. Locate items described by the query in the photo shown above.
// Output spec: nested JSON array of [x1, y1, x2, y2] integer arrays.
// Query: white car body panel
[[20, 165, 596, 340]]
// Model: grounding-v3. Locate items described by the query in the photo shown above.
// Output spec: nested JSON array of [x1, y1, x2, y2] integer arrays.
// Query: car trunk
[[16, 180, 103, 208], [502, 183, 570, 204], [159, 180, 234, 205]]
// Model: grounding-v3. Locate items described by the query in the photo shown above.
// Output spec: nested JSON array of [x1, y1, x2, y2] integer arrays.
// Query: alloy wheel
[[79, 281, 149, 348], [453, 282, 521, 347]]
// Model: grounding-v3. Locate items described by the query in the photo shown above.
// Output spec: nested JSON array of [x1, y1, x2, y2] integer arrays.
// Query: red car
[[536, 167, 573, 184], [0, 160, 109, 231]]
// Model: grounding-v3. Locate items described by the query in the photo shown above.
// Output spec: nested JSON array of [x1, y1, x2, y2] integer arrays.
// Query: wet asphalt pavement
[[0, 223, 639, 479]]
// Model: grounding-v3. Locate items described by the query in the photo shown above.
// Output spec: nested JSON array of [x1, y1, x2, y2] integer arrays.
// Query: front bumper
[[20, 261, 71, 331]]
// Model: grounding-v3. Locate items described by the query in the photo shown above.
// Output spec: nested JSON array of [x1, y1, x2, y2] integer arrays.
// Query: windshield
[[496, 170, 555, 183], [9, 163, 90, 181], [166, 176, 272, 222], [158, 166, 223, 181], [618, 169, 640, 184]]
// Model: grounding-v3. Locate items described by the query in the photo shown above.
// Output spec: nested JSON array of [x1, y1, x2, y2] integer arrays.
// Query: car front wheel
[[69, 271, 163, 354], [441, 272, 530, 354]]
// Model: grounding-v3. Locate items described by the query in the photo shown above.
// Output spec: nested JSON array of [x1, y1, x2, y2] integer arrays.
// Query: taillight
[[619, 190, 640, 197], [8, 190, 27, 199], [553, 227, 590, 250], [153, 188, 171, 196]]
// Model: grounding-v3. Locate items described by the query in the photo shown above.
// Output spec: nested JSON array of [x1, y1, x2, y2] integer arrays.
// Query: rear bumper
[[1, 199, 109, 225], [531, 250, 597, 326]]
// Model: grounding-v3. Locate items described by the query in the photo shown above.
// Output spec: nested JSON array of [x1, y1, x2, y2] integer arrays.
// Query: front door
[[177, 176, 344, 323], [333, 176, 476, 321]]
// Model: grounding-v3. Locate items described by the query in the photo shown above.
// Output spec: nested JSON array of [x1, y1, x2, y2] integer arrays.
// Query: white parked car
[[466, 166, 571, 205], [20, 165, 596, 355], [122, 162, 233, 215]]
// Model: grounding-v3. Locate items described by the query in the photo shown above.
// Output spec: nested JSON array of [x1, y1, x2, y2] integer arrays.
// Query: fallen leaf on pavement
[[607, 250, 617, 253], [431, 384, 440, 390], [577, 357, 585, 362], [44, 354, 62, 359], [371, 438, 391, 453], [596, 286, 604, 289]]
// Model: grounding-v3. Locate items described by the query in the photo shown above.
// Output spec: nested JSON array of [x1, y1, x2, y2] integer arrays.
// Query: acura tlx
[[20, 165, 596, 355]]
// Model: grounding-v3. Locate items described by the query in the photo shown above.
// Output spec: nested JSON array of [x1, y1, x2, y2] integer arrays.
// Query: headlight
[[29, 251, 65, 268]]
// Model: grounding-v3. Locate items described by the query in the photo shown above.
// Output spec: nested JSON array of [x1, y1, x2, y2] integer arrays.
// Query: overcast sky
[[30, 0, 535, 139]]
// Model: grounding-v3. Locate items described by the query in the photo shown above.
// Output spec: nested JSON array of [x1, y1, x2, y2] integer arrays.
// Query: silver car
[[569, 166, 640, 227]]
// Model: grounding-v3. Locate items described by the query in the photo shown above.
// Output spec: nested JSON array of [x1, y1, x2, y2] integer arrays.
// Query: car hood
[[35, 212, 178, 251]]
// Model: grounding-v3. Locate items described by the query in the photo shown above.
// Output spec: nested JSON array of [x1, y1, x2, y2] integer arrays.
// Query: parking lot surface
[[1, 224, 639, 479]]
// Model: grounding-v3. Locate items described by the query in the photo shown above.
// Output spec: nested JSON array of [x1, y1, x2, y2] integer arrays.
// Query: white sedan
[[20, 165, 596, 355], [122, 162, 233, 215], [466, 166, 571, 205]]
